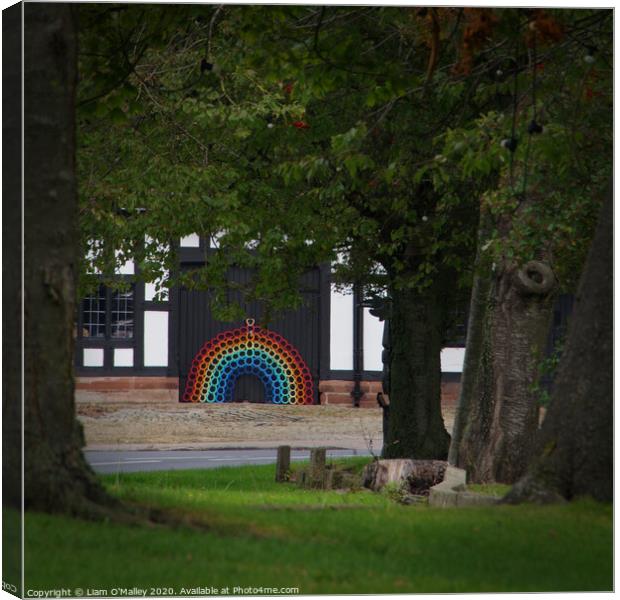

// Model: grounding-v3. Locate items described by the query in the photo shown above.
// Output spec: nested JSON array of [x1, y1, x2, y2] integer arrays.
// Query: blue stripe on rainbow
[[183, 323, 314, 404]]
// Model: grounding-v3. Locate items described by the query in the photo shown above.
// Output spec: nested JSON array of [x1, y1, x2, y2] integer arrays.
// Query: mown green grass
[[23, 460, 612, 594]]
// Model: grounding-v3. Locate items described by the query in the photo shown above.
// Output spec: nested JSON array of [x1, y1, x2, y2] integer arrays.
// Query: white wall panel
[[83, 348, 104, 367], [329, 286, 353, 370], [114, 250, 135, 275], [180, 233, 200, 247], [441, 347, 465, 372], [144, 235, 170, 301], [143, 311, 169, 367], [113, 348, 134, 367], [363, 308, 384, 371], [145, 278, 169, 302]]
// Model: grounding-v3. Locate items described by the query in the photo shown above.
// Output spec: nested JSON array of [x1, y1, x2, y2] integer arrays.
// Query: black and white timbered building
[[74, 233, 488, 406]]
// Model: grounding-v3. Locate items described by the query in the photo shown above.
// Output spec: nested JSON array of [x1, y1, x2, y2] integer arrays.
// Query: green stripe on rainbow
[[183, 322, 314, 404]]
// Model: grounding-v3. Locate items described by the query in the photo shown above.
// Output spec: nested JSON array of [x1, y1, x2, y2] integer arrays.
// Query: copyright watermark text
[[25, 586, 300, 598], [26, 589, 71, 598]]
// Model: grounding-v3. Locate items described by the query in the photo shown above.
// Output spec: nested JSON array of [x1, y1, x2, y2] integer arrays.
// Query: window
[[77, 239, 171, 373], [80, 284, 135, 340], [111, 289, 134, 339], [81, 285, 107, 338]]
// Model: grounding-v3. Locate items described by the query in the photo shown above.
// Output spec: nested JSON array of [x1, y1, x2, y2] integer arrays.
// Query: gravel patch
[[77, 394, 455, 451]]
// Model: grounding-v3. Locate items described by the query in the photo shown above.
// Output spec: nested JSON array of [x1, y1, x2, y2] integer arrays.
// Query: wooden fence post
[[275, 445, 291, 482], [309, 447, 327, 488]]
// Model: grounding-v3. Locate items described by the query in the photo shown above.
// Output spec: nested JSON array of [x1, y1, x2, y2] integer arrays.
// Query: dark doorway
[[232, 374, 266, 403]]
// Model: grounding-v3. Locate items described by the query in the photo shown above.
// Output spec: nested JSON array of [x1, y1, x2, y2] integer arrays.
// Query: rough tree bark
[[449, 209, 558, 482], [383, 284, 451, 459], [447, 215, 492, 468], [3, 4, 23, 505], [3, 3, 24, 593], [450, 260, 556, 482], [19, 3, 112, 515], [504, 189, 612, 503]]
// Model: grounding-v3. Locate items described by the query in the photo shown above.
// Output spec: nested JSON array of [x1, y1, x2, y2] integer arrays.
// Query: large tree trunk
[[504, 189, 612, 504], [448, 214, 492, 467], [3, 3, 25, 594], [383, 285, 451, 459], [450, 254, 557, 483], [19, 3, 112, 515]]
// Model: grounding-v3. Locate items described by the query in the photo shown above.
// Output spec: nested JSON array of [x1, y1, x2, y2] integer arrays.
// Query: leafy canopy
[[77, 6, 611, 319]]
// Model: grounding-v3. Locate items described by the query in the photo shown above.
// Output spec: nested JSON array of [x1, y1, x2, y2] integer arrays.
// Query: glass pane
[[110, 286, 134, 339], [80, 285, 106, 338]]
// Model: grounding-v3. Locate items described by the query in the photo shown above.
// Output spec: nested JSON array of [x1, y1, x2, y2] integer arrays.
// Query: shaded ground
[[77, 391, 456, 451]]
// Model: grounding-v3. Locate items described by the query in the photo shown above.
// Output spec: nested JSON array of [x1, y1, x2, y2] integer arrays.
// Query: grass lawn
[[22, 459, 612, 594]]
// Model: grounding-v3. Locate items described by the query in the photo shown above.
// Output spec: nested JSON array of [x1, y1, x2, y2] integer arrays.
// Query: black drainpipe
[[352, 284, 363, 407]]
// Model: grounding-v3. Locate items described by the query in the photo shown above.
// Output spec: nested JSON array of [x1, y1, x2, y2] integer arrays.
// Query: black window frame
[[76, 274, 140, 373], [78, 282, 137, 342]]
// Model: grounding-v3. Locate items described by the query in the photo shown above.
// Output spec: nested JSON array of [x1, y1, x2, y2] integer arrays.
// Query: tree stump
[[363, 459, 447, 495], [275, 445, 291, 482]]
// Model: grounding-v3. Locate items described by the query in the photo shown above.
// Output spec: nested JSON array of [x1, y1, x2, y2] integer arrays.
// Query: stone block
[[318, 380, 354, 393], [362, 381, 384, 394], [321, 392, 352, 405], [428, 466, 498, 507], [358, 393, 379, 407]]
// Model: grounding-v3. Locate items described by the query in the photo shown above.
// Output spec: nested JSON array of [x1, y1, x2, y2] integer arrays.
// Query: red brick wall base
[[319, 380, 382, 408], [319, 380, 461, 409], [76, 377, 178, 391]]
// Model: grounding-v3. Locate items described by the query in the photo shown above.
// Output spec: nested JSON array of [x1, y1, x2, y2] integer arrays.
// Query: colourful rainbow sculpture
[[183, 319, 314, 405]]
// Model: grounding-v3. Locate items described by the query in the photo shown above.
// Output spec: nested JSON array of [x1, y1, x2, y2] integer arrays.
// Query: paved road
[[85, 448, 374, 474]]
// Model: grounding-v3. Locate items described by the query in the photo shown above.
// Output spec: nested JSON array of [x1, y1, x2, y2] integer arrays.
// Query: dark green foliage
[[77, 7, 611, 317], [77, 6, 488, 317]]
